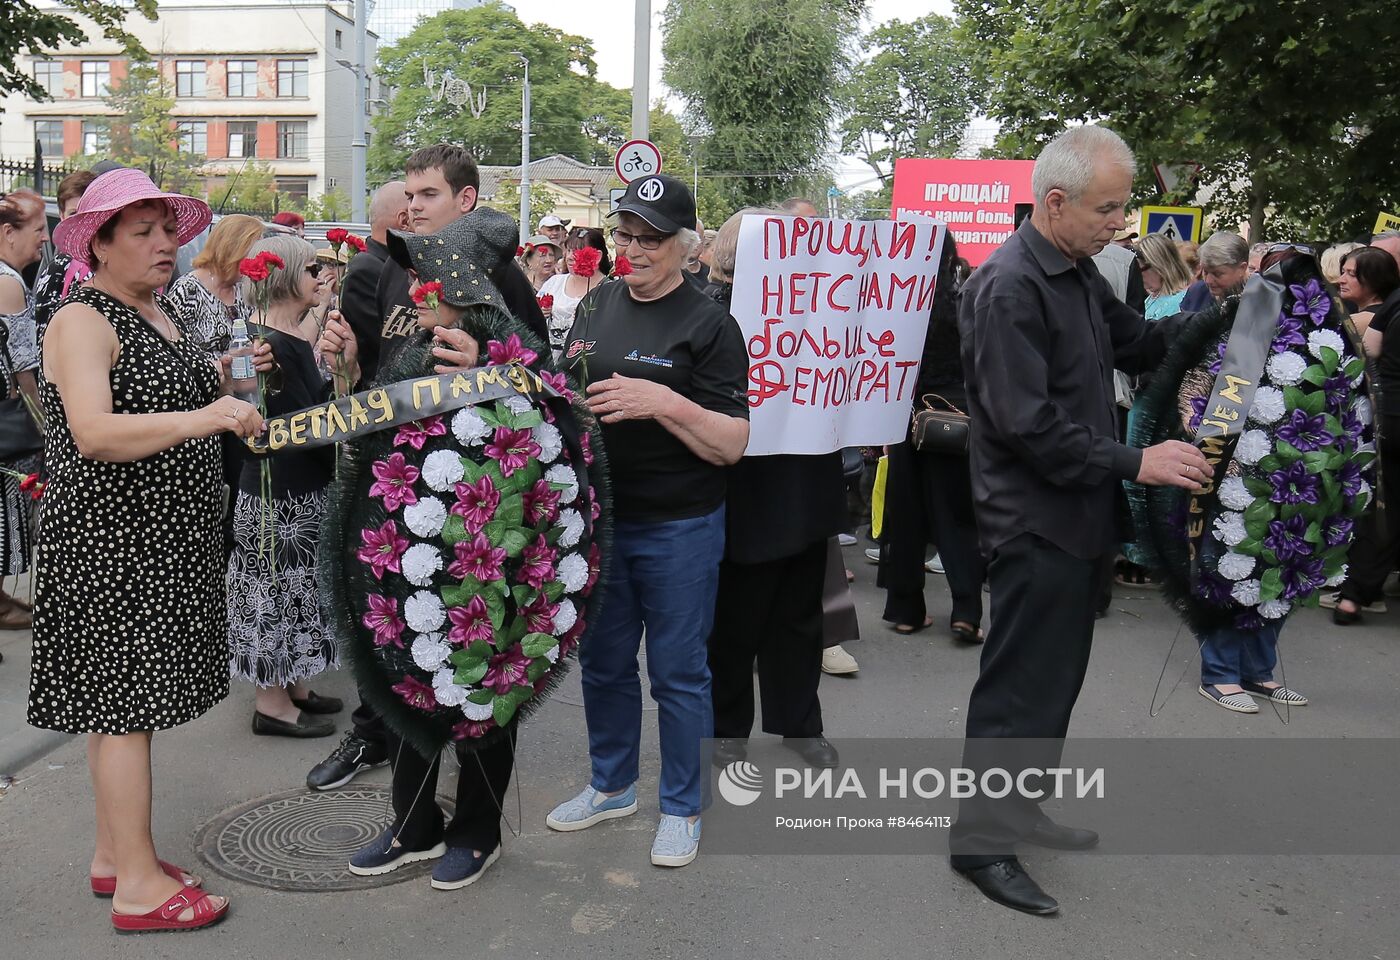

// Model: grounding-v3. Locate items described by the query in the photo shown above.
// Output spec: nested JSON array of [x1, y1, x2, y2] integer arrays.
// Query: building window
[[176, 121, 208, 156], [276, 121, 307, 158], [82, 121, 108, 156], [335, 30, 343, 49], [227, 59, 257, 98], [33, 60, 62, 96], [81, 61, 111, 98], [227, 121, 257, 158], [175, 60, 206, 97], [275, 179, 310, 203], [276, 59, 308, 98], [34, 120, 63, 157]]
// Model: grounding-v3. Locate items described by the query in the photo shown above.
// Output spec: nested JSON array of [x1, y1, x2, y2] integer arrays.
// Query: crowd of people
[[3, 124, 1393, 932]]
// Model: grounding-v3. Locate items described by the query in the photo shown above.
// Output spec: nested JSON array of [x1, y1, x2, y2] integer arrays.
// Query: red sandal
[[111, 887, 228, 934], [91, 859, 201, 898]]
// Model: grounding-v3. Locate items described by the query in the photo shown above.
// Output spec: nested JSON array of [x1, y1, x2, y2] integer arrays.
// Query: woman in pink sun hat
[[27, 169, 268, 934]]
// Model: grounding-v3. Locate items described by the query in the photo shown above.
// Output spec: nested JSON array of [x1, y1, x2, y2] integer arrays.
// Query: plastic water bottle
[[226, 318, 258, 401]]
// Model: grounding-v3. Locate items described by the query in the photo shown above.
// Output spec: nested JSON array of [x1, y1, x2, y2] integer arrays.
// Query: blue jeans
[[1199, 621, 1282, 686], [580, 507, 725, 817]]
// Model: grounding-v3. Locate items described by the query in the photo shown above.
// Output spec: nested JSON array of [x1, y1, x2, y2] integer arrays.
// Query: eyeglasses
[[305, 263, 322, 277], [610, 228, 669, 251]]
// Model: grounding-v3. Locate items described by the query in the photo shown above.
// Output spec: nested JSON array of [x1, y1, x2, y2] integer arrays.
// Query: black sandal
[[951, 621, 984, 644], [893, 616, 934, 635]]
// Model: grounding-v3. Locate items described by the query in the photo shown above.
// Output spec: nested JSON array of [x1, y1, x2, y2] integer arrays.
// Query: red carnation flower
[[19, 472, 38, 492], [613, 255, 634, 277], [325, 227, 349, 246], [572, 246, 602, 279], [538, 294, 555, 311], [257, 251, 285, 270], [238, 257, 269, 282], [411, 280, 444, 309], [346, 234, 367, 253], [516, 245, 526, 258]]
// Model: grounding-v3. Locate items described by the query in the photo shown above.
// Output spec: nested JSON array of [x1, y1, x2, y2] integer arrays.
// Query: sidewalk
[[2, 552, 1397, 958]]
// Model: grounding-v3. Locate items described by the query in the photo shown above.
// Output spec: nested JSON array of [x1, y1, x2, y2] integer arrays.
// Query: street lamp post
[[351, 0, 368, 223], [518, 55, 531, 245], [632, 0, 650, 140]]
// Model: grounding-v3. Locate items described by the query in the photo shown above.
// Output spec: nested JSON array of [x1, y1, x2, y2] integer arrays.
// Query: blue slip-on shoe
[[545, 783, 638, 832], [650, 814, 701, 867], [347, 828, 446, 876], [430, 843, 502, 890]]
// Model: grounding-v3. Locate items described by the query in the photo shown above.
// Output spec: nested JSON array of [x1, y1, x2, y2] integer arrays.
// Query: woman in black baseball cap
[[545, 173, 751, 869]]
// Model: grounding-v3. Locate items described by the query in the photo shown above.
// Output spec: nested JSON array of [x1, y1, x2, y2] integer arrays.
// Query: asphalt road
[[0, 544, 1395, 959]]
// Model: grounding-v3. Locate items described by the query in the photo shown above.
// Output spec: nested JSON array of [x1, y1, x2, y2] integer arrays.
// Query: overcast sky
[[504, 0, 957, 191]]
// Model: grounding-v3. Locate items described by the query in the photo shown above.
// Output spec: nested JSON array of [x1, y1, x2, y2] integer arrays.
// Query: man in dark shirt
[[340, 180, 408, 384], [949, 126, 1211, 916]]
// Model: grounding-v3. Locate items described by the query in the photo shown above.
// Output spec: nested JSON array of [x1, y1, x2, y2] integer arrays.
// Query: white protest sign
[[730, 215, 946, 455]]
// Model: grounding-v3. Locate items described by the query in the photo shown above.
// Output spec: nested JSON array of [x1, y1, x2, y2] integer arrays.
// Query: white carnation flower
[[533, 422, 563, 463], [504, 394, 533, 415], [1230, 578, 1261, 606], [1217, 551, 1255, 581], [1247, 386, 1286, 425], [556, 508, 585, 549], [403, 497, 448, 538], [544, 644, 560, 663], [421, 449, 465, 492], [402, 543, 444, 587], [546, 463, 580, 503], [1218, 477, 1254, 511], [553, 598, 578, 635], [452, 407, 490, 445], [1355, 480, 1372, 506], [405, 591, 446, 633], [1353, 395, 1372, 425], [1307, 328, 1344, 361], [432, 668, 469, 707], [461, 699, 494, 721], [1265, 351, 1307, 387], [411, 634, 451, 672], [1212, 511, 1248, 547], [1325, 565, 1348, 588], [1234, 429, 1272, 466], [1259, 599, 1291, 620], [557, 553, 589, 593]]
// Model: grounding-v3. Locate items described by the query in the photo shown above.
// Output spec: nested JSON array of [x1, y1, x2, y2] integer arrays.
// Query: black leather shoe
[[252, 711, 335, 739], [1024, 816, 1099, 851], [290, 690, 344, 714], [953, 857, 1059, 915], [307, 732, 390, 790], [711, 738, 748, 768], [782, 736, 839, 768]]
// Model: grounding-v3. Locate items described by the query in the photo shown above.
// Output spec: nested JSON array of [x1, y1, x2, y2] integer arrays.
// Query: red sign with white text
[[891, 158, 1035, 266]]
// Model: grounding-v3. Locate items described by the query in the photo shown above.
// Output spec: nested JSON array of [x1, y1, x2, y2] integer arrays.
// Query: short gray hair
[[240, 235, 316, 308], [1373, 229, 1400, 245], [674, 227, 702, 259], [1198, 231, 1249, 270], [709, 207, 775, 286], [1031, 126, 1136, 205]]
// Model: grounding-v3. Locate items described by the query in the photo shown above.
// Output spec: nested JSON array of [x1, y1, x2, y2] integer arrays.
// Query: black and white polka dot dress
[[27, 286, 229, 735]]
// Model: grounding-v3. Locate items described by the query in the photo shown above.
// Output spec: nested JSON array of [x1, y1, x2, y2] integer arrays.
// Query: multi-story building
[[369, 0, 484, 48], [0, 0, 378, 205], [478, 155, 620, 230]]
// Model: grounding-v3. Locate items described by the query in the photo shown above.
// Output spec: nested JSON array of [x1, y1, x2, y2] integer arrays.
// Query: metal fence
[[0, 155, 78, 197]]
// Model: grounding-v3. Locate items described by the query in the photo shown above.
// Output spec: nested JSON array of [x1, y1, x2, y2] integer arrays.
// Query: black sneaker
[[306, 731, 389, 791]]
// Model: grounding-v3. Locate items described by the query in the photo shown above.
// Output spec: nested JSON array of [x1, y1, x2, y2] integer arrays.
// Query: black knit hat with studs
[[386, 206, 518, 309]]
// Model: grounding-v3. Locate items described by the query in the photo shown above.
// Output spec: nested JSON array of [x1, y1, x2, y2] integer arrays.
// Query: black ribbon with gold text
[[1186, 263, 1287, 583], [244, 362, 555, 455]]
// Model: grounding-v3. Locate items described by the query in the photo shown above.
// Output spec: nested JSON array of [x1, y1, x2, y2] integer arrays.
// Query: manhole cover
[[195, 786, 449, 891]]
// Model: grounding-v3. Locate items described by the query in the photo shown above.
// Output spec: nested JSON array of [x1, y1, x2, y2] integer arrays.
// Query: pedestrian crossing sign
[[1140, 205, 1203, 244]]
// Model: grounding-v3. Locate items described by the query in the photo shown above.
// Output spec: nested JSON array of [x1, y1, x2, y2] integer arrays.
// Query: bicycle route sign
[[614, 139, 663, 184]]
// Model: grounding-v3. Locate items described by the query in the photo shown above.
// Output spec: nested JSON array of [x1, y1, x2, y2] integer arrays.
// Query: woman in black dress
[[28, 169, 264, 932], [225, 236, 342, 736]]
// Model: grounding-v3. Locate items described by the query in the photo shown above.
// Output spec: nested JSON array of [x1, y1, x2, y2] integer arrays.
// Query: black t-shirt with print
[[565, 278, 749, 522]]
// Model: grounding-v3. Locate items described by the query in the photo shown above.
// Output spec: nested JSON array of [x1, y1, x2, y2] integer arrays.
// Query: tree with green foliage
[[208, 161, 279, 214], [839, 14, 982, 183], [482, 181, 559, 233], [301, 189, 352, 221], [955, 0, 1400, 240], [370, 3, 629, 178], [99, 60, 206, 196], [662, 0, 862, 208], [2, 0, 155, 100]]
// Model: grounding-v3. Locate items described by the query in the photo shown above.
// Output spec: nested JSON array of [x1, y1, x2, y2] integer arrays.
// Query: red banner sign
[[890, 158, 1035, 266]]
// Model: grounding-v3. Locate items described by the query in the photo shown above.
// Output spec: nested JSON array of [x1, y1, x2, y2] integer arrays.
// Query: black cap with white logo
[[610, 174, 697, 235]]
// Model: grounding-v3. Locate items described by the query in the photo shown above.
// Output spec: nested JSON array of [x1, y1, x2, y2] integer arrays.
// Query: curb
[[0, 727, 74, 778]]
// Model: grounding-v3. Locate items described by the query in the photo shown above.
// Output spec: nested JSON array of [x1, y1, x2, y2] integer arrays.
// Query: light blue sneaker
[[545, 783, 638, 832], [650, 814, 701, 867]]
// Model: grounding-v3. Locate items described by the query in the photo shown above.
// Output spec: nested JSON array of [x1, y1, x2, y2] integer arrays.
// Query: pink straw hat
[[51, 168, 212, 268]]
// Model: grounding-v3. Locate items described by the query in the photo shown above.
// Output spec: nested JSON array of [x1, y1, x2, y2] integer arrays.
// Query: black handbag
[[910, 393, 969, 454], [0, 396, 42, 463]]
